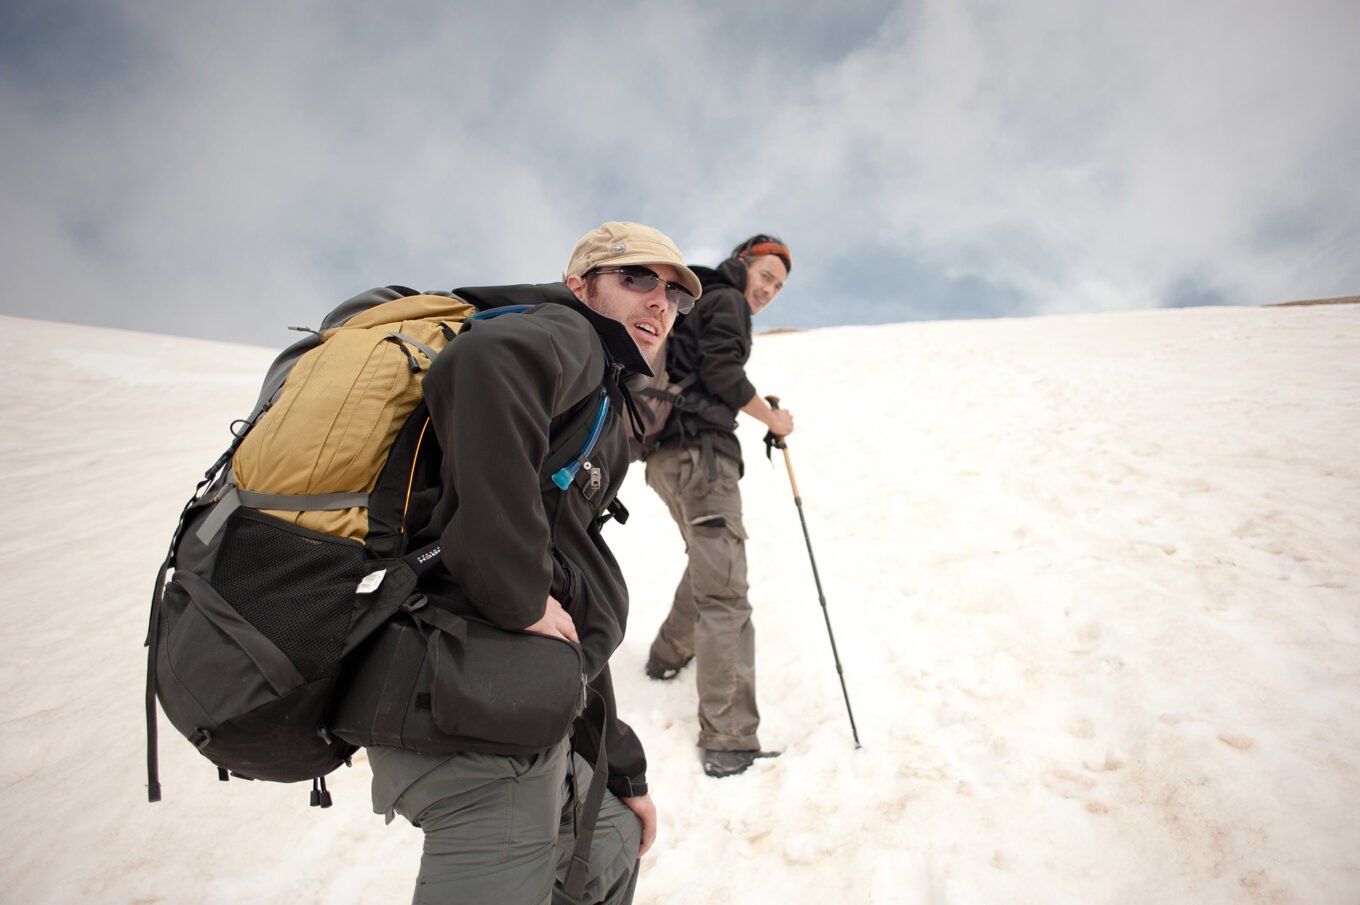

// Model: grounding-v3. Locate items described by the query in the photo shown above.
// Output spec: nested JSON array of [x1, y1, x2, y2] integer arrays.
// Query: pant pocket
[[687, 520, 750, 598]]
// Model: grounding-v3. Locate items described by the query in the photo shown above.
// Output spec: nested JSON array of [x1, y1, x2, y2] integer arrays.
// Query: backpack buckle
[[582, 461, 602, 500]]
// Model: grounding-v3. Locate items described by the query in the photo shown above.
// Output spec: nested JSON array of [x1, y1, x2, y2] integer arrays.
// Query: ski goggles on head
[[590, 265, 696, 315], [740, 241, 791, 270]]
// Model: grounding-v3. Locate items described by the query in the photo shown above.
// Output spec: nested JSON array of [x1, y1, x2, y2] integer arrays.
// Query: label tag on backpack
[[357, 569, 387, 595]]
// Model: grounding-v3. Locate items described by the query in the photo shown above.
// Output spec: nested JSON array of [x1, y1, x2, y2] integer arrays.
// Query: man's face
[[744, 254, 788, 315], [568, 263, 682, 362]]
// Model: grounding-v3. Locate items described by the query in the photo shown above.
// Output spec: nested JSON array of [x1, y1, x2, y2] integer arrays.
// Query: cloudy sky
[[3, 0, 1357, 346]]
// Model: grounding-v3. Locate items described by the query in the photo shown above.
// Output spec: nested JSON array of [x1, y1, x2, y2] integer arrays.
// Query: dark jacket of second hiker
[[654, 257, 757, 471]]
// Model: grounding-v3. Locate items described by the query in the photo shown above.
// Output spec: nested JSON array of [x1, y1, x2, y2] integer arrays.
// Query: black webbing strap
[[619, 380, 646, 442], [561, 687, 610, 904], [637, 370, 700, 410], [763, 428, 786, 461], [597, 497, 629, 527], [145, 548, 171, 803], [194, 486, 370, 546], [701, 432, 719, 481], [146, 434, 249, 804]]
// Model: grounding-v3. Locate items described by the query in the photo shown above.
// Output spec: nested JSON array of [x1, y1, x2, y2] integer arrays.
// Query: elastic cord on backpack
[[400, 417, 433, 533]]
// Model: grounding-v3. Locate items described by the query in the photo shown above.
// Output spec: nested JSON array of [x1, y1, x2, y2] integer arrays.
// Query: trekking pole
[[765, 396, 861, 748]]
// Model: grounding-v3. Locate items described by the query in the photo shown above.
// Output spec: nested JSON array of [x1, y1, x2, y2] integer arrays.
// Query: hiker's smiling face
[[568, 264, 682, 360], [743, 254, 788, 315]]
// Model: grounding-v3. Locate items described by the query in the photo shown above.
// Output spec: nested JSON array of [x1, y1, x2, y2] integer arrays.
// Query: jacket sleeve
[[422, 307, 604, 630], [695, 287, 757, 410]]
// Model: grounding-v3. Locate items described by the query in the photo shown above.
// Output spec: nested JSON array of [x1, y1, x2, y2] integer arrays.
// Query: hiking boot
[[702, 749, 780, 778], [645, 652, 692, 681]]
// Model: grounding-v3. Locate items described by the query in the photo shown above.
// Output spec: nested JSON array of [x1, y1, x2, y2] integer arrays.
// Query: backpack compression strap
[[636, 369, 701, 410], [193, 486, 370, 546]]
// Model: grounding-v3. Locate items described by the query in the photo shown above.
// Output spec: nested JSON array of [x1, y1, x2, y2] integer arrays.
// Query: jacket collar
[[705, 257, 748, 293], [689, 259, 752, 326], [452, 282, 653, 377]]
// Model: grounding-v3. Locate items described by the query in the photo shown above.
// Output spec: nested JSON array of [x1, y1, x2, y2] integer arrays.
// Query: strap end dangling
[[317, 776, 332, 808]]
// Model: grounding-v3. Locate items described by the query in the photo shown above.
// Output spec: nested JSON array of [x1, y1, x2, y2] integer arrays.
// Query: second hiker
[[638, 234, 795, 778]]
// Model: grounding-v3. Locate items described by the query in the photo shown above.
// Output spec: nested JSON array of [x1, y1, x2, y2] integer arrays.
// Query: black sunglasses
[[590, 266, 695, 315]]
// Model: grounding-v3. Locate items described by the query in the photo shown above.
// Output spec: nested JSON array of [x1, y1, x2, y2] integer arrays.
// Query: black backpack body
[[144, 289, 607, 803]]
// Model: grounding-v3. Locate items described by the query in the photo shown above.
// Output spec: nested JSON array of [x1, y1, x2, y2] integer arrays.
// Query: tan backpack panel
[[232, 295, 477, 541]]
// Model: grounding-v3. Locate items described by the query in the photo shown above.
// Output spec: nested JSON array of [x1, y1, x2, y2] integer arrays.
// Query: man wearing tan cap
[[364, 222, 697, 904], [638, 234, 794, 779]]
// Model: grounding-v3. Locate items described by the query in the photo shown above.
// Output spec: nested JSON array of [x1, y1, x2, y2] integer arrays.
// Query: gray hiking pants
[[645, 445, 761, 751], [368, 741, 640, 905]]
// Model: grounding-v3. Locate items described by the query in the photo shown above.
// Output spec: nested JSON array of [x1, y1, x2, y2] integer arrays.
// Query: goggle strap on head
[[740, 241, 791, 269]]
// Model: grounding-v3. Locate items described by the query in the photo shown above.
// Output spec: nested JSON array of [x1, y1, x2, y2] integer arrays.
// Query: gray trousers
[[368, 741, 640, 905], [645, 445, 761, 751]]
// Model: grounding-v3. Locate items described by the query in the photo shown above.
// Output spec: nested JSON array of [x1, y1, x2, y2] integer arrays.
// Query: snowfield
[[1, 302, 1357, 903]]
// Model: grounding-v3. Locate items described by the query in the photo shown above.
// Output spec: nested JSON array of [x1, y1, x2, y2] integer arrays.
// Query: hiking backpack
[[143, 286, 609, 805]]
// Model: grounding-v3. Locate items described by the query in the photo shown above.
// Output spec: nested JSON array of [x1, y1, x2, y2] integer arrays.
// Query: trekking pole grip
[[765, 396, 800, 500]]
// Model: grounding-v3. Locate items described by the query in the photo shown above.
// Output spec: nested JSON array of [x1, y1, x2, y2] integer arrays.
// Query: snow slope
[[1, 303, 1357, 903]]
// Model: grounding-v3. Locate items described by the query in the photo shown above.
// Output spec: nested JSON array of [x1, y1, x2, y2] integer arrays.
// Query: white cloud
[[1, 0, 1356, 344]]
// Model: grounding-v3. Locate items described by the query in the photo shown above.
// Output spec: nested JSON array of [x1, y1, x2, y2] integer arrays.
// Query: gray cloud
[[2, 0, 1357, 345]]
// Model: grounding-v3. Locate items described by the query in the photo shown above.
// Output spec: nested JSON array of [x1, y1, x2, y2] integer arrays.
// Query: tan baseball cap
[[565, 221, 703, 301]]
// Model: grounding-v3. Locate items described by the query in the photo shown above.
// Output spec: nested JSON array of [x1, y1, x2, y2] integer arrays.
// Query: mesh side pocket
[[213, 510, 365, 680]]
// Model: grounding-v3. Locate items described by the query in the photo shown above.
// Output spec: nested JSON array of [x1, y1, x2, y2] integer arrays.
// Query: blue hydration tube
[[469, 305, 536, 320], [552, 389, 610, 490]]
